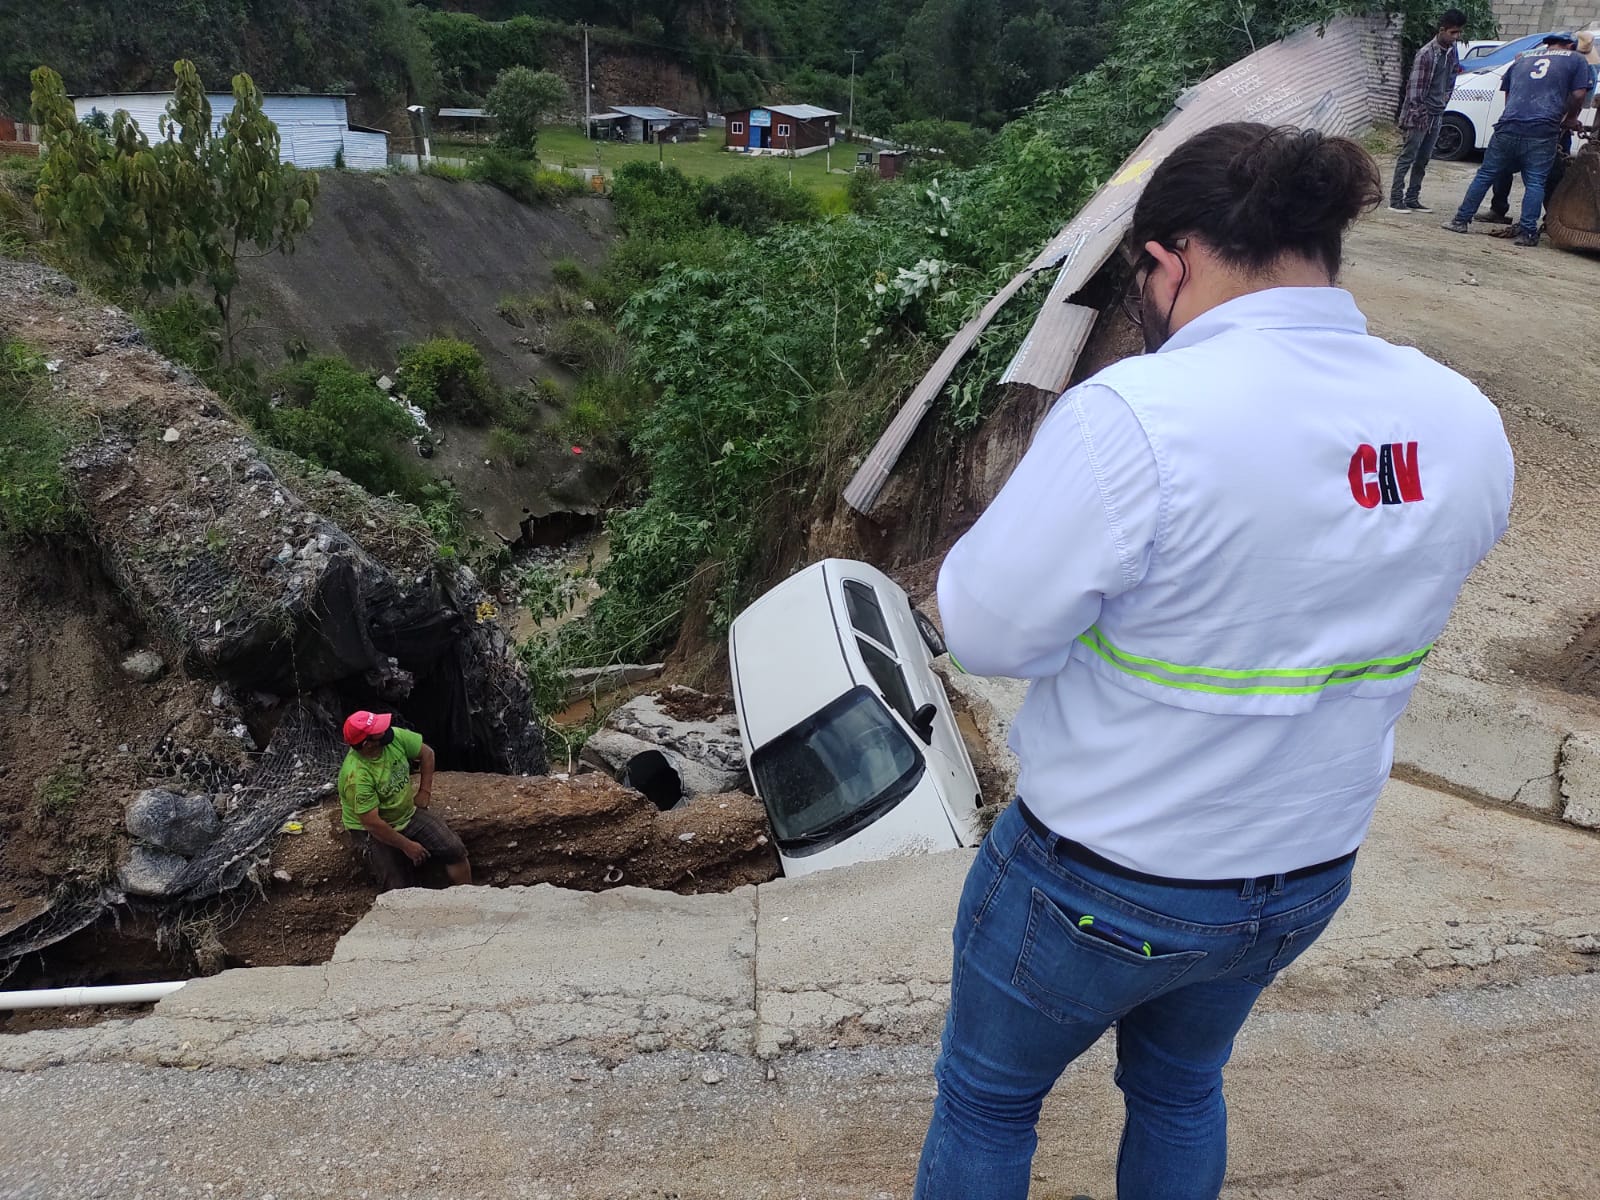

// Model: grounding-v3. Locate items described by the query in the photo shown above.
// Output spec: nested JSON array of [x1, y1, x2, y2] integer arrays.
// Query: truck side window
[[843, 579, 895, 648], [857, 637, 917, 726]]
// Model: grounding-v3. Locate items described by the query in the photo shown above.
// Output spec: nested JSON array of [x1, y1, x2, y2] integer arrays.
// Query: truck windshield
[[750, 686, 925, 851]]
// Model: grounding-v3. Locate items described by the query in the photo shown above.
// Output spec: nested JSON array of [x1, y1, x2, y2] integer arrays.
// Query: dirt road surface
[[0, 971, 1595, 1200], [1342, 159, 1600, 703]]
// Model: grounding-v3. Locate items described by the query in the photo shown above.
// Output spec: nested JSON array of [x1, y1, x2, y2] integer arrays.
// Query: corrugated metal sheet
[[70, 93, 385, 170], [769, 104, 841, 120], [999, 298, 1096, 390], [612, 105, 686, 120], [341, 130, 389, 171], [842, 14, 1402, 515]]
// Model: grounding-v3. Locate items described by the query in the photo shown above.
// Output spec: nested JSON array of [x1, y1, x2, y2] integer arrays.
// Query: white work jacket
[[938, 287, 1513, 878]]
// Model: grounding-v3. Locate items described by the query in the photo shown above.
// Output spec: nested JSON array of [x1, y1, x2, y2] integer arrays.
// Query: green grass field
[[437, 127, 870, 209]]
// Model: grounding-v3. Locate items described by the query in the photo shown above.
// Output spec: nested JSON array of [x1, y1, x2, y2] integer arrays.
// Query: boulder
[[125, 788, 222, 856], [119, 650, 167, 683], [119, 846, 190, 897]]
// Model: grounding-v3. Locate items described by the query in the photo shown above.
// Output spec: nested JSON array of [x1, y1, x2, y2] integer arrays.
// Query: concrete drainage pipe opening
[[621, 750, 684, 812]]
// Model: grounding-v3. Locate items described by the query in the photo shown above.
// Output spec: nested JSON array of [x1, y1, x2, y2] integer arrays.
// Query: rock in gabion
[[125, 788, 221, 856], [119, 846, 191, 897]]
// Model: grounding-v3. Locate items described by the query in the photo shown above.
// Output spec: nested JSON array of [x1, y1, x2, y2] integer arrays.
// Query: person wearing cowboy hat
[[338, 711, 472, 890], [1445, 30, 1594, 245]]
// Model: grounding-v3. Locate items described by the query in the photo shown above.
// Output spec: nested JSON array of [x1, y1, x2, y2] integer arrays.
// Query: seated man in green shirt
[[339, 711, 472, 890]]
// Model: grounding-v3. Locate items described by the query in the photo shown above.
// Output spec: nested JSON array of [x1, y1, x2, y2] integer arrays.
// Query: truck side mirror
[[912, 703, 937, 744]]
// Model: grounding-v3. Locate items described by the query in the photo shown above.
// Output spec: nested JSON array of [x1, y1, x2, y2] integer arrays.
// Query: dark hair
[[1128, 122, 1382, 278], [1438, 8, 1467, 28]]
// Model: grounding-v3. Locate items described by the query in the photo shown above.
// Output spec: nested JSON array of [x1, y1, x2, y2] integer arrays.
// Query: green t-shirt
[[338, 727, 424, 832]]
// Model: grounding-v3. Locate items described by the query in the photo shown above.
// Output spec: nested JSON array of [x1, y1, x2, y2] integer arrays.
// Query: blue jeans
[[914, 801, 1355, 1200], [1454, 129, 1563, 237]]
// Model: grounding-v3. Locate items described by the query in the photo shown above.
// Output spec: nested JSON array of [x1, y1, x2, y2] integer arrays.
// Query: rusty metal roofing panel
[[999, 297, 1096, 391], [842, 14, 1402, 515]]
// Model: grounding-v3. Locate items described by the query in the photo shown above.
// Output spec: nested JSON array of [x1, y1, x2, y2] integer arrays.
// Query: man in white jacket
[[914, 122, 1513, 1200]]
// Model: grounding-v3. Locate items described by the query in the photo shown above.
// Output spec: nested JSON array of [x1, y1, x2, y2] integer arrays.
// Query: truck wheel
[[912, 607, 947, 657], [1433, 114, 1474, 162]]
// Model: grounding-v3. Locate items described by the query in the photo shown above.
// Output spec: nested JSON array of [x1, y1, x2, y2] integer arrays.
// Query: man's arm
[[1563, 60, 1591, 128], [936, 383, 1159, 679], [1565, 87, 1589, 128], [413, 743, 436, 808], [358, 807, 429, 864]]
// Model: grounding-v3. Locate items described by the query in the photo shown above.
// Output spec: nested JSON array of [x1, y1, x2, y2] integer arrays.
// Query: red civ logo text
[[1348, 442, 1423, 509]]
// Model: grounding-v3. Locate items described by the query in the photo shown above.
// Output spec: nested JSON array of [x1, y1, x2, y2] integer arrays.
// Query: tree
[[485, 66, 568, 156], [31, 61, 317, 362]]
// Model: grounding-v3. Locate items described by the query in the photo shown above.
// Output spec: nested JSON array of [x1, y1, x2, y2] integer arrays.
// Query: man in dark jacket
[[1390, 10, 1466, 212]]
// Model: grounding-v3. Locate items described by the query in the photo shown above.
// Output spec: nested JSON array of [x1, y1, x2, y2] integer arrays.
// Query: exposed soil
[[218, 771, 777, 970], [1548, 609, 1600, 693], [0, 543, 243, 935], [655, 684, 735, 723]]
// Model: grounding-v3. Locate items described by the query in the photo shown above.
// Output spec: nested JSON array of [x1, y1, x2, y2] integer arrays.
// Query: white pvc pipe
[[0, 981, 188, 1010]]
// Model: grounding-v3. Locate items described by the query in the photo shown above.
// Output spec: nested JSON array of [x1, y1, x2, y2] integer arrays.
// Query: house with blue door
[[724, 104, 840, 156]]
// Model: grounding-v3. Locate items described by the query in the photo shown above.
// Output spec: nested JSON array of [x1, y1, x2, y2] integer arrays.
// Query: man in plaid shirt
[[1390, 10, 1466, 212]]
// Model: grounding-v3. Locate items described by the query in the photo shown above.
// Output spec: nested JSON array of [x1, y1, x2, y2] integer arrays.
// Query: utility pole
[[583, 24, 592, 139], [847, 49, 861, 136]]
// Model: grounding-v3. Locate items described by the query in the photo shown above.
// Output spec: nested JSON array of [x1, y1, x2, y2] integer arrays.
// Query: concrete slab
[[0, 884, 758, 1070], [754, 848, 972, 1054], [1391, 670, 1565, 811], [1559, 730, 1600, 829], [1279, 778, 1600, 1006]]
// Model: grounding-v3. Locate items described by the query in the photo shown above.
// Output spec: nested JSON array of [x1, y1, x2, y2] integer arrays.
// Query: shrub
[[465, 148, 585, 206], [611, 161, 704, 238], [564, 369, 644, 444], [0, 339, 78, 538], [269, 356, 424, 499], [846, 167, 882, 215], [550, 257, 587, 290], [890, 120, 992, 168], [397, 337, 497, 424], [545, 317, 622, 372], [141, 294, 223, 373], [422, 160, 473, 182], [531, 167, 586, 202], [486, 424, 534, 467], [698, 168, 818, 235]]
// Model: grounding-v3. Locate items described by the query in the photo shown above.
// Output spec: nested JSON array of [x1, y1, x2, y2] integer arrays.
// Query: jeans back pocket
[[1013, 887, 1207, 1025]]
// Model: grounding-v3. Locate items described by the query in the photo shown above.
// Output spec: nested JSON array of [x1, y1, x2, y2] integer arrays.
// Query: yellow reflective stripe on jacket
[[1076, 626, 1431, 697]]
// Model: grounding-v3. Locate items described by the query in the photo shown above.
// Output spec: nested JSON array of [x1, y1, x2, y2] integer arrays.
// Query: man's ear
[[1143, 240, 1185, 281]]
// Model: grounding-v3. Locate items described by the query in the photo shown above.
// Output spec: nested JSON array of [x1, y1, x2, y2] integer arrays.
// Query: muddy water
[[502, 532, 611, 645]]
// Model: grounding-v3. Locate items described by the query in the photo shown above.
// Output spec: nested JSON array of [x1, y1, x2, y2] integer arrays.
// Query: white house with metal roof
[[71, 92, 388, 170], [723, 103, 840, 156]]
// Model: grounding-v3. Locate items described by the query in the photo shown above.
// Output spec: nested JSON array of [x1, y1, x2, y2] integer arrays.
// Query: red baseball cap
[[342, 711, 393, 746]]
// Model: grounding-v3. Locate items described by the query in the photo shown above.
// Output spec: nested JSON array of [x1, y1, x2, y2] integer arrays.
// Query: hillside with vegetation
[[4, 0, 1123, 132], [2, 0, 1495, 728]]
